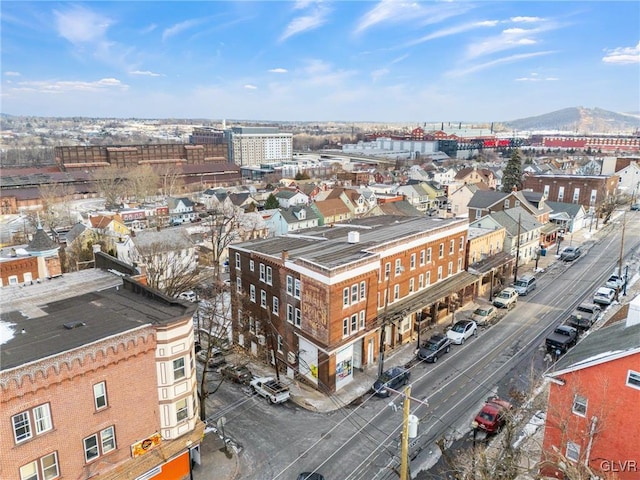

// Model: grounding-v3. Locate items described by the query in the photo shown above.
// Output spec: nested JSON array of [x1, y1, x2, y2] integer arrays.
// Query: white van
[[513, 275, 537, 296], [177, 291, 197, 302]]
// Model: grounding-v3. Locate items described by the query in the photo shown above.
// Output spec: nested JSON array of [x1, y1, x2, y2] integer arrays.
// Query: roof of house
[[26, 226, 58, 252], [546, 201, 585, 218], [490, 207, 543, 235], [274, 189, 300, 199], [0, 273, 195, 371], [133, 227, 194, 251], [467, 190, 509, 208], [63, 222, 88, 245], [168, 197, 194, 209], [313, 198, 351, 217], [277, 205, 320, 225], [378, 200, 423, 216]]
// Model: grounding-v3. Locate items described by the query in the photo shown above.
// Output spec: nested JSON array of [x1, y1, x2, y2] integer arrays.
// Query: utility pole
[[400, 385, 411, 480], [616, 211, 626, 301], [513, 213, 522, 284], [377, 272, 392, 378]]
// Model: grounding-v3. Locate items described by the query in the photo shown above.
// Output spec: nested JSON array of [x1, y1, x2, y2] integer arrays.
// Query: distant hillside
[[502, 107, 640, 134]]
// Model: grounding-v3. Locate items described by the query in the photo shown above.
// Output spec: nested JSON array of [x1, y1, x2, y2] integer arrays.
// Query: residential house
[[540, 297, 640, 480], [454, 166, 497, 190], [0, 271, 204, 480], [466, 225, 514, 297], [310, 198, 353, 226], [228, 191, 259, 212], [396, 183, 433, 213], [546, 201, 588, 234], [274, 189, 309, 209], [229, 215, 477, 393], [612, 159, 640, 199], [431, 167, 458, 186], [470, 207, 543, 267], [467, 190, 551, 224], [448, 183, 488, 218], [264, 206, 320, 236], [168, 197, 197, 224]]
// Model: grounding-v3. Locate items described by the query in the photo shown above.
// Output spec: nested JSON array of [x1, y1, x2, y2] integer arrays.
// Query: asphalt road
[[201, 212, 640, 480]]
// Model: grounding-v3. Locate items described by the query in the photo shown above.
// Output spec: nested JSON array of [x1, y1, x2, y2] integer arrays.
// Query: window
[[458, 258, 463, 273], [176, 398, 188, 422], [418, 274, 424, 289], [448, 261, 453, 276], [13, 411, 32, 443], [249, 259, 254, 271], [250, 284, 256, 302], [259, 263, 265, 281], [449, 239, 454, 254], [277, 335, 283, 353], [343, 318, 349, 337], [627, 370, 640, 389], [437, 266, 443, 280], [558, 186, 565, 202], [295, 308, 301, 327], [249, 316, 255, 333], [410, 253, 416, 269], [351, 314, 358, 333], [409, 278, 415, 293], [287, 304, 294, 324], [395, 259, 402, 276], [572, 395, 587, 416], [260, 290, 267, 308], [420, 250, 425, 266], [359, 311, 365, 329], [173, 357, 186, 381], [426, 272, 431, 286], [394, 284, 400, 301], [351, 284, 358, 303], [427, 248, 432, 262], [439, 243, 444, 258], [343, 287, 350, 306], [294, 279, 301, 299], [566, 441, 580, 462], [384, 262, 391, 279], [33, 404, 52, 434], [504, 199, 510, 208], [573, 187, 580, 203], [459, 236, 464, 251], [236, 278, 242, 293], [20, 453, 60, 480], [286, 275, 293, 295], [266, 266, 272, 285], [235, 252, 241, 269], [94, 382, 107, 410], [84, 434, 99, 462], [360, 281, 366, 300], [101, 426, 116, 454], [272, 297, 279, 315]]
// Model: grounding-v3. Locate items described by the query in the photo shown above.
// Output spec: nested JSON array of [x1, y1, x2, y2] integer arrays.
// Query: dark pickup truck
[[545, 325, 578, 353]]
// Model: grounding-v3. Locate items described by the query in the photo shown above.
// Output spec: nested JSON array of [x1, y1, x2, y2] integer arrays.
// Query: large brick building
[[0, 270, 204, 480], [229, 215, 479, 393], [540, 299, 640, 480]]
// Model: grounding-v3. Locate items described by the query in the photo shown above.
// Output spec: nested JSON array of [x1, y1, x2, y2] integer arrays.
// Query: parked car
[[512, 275, 537, 296], [630, 203, 640, 211], [297, 473, 325, 480], [417, 334, 451, 363], [250, 377, 290, 404], [177, 290, 197, 302], [493, 287, 519, 309], [196, 348, 227, 368], [446, 320, 478, 345], [220, 363, 252, 384], [560, 246, 582, 262], [545, 325, 578, 353], [372, 367, 411, 397], [473, 397, 513, 434], [470, 306, 497, 326], [568, 303, 601, 330], [605, 274, 626, 290], [593, 287, 616, 305]]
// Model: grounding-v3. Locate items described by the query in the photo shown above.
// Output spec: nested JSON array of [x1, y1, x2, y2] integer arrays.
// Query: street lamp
[[556, 234, 564, 255]]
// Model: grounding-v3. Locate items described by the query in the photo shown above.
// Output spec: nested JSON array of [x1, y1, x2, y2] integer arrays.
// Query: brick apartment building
[[540, 297, 640, 480], [0, 271, 204, 480], [229, 215, 479, 393], [522, 174, 620, 214]]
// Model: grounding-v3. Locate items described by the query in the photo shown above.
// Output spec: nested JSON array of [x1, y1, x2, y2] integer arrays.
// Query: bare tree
[[92, 166, 126, 208], [37, 182, 76, 229], [157, 163, 185, 198], [127, 165, 159, 203]]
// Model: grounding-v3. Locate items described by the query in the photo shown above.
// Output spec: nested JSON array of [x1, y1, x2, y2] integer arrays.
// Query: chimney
[[626, 295, 640, 328], [281, 250, 289, 262]]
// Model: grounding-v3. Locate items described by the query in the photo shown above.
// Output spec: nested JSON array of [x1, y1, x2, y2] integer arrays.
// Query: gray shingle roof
[[546, 201, 584, 218], [467, 190, 508, 208], [26, 227, 58, 252], [490, 207, 543, 235]]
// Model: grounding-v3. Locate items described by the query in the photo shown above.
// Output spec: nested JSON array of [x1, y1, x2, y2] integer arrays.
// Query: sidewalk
[[193, 215, 621, 480]]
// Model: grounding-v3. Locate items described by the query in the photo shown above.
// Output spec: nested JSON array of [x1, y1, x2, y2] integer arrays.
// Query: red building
[[540, 299, 640, 479]]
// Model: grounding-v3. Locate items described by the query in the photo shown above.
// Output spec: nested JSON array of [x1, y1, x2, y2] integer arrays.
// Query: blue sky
[[1, 1, 639, 122]]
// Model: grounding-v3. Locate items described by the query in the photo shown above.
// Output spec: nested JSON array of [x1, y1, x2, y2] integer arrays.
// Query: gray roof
[[26, 227, 58, 252], [64, 222, 88, 245], [133, 228, 193, 250], [490, 207, 543, 235], [467, 190, 509, 208], [275, 190, 298, 199], [278, 206, 321, 225], [551, 320, 640, 376], [546, 201, 585, 218], [0, 273, 196, 371], [235, 215, 466, 270]]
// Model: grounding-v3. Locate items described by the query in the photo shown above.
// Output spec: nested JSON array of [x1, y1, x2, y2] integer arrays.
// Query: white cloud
[[130, 70, 165, 77], [53, 6, 112, 45], [355, 0, 469, 35], [510, 16, 543, 23], [10, 78, 128, 94], [279, 6, 329, 42], [293, 0, 316, 9], [466, 26, 545, 59], [268, 68, 288, 73], [5, 71, 21, 77], [602, 41, 640, 65], [244, 84, 258, 90], [515, 73, 559, 82], [448, 51, 555, 77], [371, 68, 390, 81], [162, 19, 206, 41], [403, 20, 498, 47]]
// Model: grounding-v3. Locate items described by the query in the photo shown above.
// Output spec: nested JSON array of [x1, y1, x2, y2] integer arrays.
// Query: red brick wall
[[0, 256, 38, 286], [1, 329, 159, 480], [541, 353, 640, 479]]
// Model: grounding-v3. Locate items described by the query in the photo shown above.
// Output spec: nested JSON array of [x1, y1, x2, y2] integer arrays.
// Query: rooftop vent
[[348, 231, 360, 244], [64, 321, 86, 330]]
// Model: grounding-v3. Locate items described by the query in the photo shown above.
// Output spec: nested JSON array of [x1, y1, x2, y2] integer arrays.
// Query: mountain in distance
[[501, 107, 640, 134]]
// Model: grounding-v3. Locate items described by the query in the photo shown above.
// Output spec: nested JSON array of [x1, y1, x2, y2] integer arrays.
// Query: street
[[200, 211, 640, 480]]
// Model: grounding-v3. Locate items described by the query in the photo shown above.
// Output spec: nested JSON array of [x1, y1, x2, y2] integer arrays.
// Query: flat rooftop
[[1, 270, 196, 371]]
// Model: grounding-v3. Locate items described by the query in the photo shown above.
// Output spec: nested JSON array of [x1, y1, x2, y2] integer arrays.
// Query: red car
[[473, 397, 513, 434]]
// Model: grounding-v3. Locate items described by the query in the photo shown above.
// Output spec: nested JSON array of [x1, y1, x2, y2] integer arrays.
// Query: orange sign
[[131, 433, 162, 458]]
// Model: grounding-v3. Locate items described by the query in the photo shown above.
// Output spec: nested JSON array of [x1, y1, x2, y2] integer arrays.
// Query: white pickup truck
[[249, 377, 290, 404]]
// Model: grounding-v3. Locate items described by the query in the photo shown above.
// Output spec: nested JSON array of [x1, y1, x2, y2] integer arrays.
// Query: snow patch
[[0, 321, 16, 345]]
